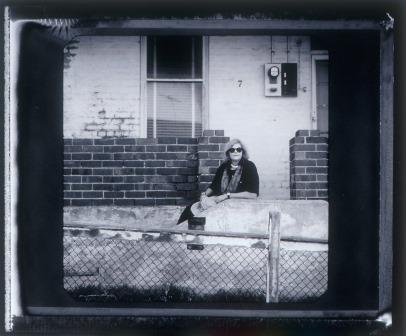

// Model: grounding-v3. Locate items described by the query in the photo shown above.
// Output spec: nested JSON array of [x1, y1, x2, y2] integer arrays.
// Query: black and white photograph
[[3, 1, 402, 334], [61, 25, 329, 305]]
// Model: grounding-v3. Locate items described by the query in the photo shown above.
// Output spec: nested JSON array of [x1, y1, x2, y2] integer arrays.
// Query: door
[[311, 53, 329, 133]]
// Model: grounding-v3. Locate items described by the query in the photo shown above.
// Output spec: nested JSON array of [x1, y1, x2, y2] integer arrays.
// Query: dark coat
[[208, 158, 259, 196]]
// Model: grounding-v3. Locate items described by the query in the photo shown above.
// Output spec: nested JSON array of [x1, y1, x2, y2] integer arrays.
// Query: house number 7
[[238, 80, 243, 87]]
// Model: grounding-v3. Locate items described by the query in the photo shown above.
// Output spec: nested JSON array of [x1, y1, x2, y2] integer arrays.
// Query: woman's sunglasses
[[228, 147, 243, 153]]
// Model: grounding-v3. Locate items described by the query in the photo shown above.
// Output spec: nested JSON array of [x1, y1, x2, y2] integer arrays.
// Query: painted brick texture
[[63, 36, 142, 139], [63, 130, 228, 206], [289, 130, 328, 200]]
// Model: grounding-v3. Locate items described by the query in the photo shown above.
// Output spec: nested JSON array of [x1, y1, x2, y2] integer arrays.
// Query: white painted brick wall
[[208, 36, 312, 199], [63, 36, 141, 138]]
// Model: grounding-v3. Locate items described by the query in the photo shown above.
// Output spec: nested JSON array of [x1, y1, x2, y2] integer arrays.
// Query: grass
[[67, 284, 266, 303]]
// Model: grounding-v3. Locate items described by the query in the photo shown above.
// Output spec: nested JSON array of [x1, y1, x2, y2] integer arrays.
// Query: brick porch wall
[[198, 130, 230, 192], [289, 130, 328, 200], [63, 130, 229, 206]]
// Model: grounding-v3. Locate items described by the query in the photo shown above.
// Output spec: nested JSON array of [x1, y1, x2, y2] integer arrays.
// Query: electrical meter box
[[264, 63, 297, 97]]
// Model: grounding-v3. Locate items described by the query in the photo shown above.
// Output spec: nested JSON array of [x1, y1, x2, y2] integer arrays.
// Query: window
[[146, 36, 203, 138]]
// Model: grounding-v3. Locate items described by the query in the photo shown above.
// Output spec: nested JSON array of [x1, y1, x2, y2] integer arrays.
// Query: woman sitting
[[177, 138, 259, 224]]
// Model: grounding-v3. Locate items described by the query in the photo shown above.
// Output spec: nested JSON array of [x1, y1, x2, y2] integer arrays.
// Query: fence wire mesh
[[279, 248, 328, 302], [63, 233, 327, 303]]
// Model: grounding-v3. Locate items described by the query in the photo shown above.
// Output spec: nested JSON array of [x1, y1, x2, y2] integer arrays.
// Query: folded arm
[[212, 191, 257, 203], [201, 189, 257, 204]]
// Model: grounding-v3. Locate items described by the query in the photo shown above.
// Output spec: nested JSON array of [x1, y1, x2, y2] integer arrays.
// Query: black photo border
[[2, 0, 404, 334]]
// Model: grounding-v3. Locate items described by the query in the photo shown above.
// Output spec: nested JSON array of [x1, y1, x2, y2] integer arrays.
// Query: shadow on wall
[[63, 130, 229, 207]]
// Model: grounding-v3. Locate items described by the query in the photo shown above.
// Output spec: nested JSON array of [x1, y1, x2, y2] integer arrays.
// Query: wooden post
[[266, 211, 280, 303]]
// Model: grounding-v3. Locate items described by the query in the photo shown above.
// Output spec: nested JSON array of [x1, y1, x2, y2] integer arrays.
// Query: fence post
[[266, 211, 280, 303]]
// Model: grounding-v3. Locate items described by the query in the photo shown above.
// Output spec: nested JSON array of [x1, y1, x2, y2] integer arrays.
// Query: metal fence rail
[[63, 212, 328, 303]]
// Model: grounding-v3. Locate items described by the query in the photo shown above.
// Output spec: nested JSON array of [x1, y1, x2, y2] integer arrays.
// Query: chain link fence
[[279, 248, 328, 302], [63, 227, 327, 303]]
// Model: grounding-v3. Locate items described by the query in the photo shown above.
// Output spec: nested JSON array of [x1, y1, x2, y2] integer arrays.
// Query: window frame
[[141, 35, 208, 138]]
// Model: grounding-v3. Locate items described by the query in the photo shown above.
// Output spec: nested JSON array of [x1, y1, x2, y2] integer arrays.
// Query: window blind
[[147, 82, 202, 138]]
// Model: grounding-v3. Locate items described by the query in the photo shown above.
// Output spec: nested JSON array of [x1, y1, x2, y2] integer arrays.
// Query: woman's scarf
[[220, 161, 243, 193]]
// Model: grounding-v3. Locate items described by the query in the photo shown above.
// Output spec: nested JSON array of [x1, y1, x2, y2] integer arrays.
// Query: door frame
[[311, 50, 329, 130]]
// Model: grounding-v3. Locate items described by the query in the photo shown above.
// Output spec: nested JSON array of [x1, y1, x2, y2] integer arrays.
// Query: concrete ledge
[[64, 199, 328, 240], [178, 199, 328, 240], [64, 206, 184, 230]]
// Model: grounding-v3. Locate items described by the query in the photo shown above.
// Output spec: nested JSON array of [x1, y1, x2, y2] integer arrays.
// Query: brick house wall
[[289, 130, 328, 200], [64, 130, 229, 206], [64, 35, 318, 200]]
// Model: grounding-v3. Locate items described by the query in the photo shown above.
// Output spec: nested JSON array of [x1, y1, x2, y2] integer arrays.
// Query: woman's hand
[[200, 194, 217, 210], [214, 194, 228, 204]]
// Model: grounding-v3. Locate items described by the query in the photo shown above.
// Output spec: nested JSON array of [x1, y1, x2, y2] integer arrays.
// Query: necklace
[[230, 163, 239, 169]]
